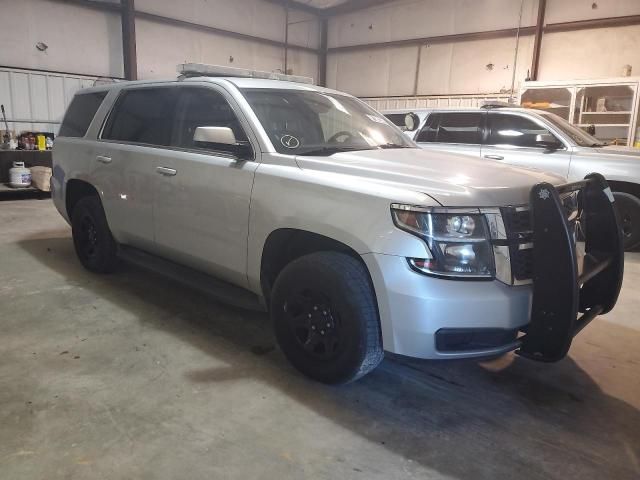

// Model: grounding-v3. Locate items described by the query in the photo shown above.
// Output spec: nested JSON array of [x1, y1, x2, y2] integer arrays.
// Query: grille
[[503, 209, 532, 236], [511, 247, 533, 281], [500, 191, 581, 284]]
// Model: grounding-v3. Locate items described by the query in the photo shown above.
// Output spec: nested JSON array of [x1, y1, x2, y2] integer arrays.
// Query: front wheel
[[613, 192, 640, 251], [270, 252, 383, 384]]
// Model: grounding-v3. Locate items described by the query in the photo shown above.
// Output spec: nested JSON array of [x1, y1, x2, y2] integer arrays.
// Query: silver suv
[[384, 106, 640, 250], [52, 65, 623, 384]]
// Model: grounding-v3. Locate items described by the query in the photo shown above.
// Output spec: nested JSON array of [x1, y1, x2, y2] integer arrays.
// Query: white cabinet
[[519, 78, 640, 148]]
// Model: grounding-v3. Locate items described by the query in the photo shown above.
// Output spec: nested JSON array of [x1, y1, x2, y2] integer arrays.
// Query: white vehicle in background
[[383, 105, 640, 250], [51, 65, 623, 384]]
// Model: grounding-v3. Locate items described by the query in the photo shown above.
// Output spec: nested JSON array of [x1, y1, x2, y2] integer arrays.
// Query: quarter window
[[416, 112, 482, 144], [102, 88, 178, 146], [172, 88, 248, 153], [384, 113, 408, 128], [58, 91, 107, 137], [415, 113, 440, 142], [488, 114, 555, 148]]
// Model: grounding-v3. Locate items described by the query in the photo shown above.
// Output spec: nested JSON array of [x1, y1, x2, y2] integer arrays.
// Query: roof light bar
[[480, 100, 517, 109], [177, 63, 314, 85]]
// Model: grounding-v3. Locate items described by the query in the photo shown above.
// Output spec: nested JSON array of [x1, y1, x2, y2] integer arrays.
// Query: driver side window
[[487, 113, 557, 148], [173, 88, 248, 154]]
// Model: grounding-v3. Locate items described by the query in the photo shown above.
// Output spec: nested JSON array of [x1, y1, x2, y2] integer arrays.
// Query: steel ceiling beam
[[322, 0, 401, 17], [328, 26, 537, 53], [135, 11, 319, 53], [328, 13, 640, 54], [263, 0, 323, 16]]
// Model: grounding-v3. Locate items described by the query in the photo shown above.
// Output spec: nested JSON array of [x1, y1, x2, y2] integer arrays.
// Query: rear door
[[97, 86, 179, 251], [481, 112, 571, 177], [152, 85, 259, 288], [414, 111, 484, 158]]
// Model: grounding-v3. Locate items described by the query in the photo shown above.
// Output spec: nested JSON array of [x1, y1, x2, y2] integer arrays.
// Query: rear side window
[[416, 112, 483, 144], [58, 91, 107, 137], [102, 88, 178, 146], [487, 113, 552, 148]]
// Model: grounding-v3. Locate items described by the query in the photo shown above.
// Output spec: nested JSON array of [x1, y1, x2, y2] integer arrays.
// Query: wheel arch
[[259, 228, 375, 304], [606, 179, 640, 199], [66, 179, 100, 218]]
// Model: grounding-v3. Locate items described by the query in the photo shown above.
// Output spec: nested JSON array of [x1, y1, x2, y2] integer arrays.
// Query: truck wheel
[[71, 196, 118, 273], [270, 251, 383, 384], [613, 192, 640, 251]]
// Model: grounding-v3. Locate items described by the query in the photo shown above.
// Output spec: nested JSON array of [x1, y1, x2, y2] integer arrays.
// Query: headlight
[[391, 205, 495, 279]]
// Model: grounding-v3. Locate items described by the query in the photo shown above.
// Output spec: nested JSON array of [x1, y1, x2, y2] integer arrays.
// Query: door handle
[[484, 154, 505, 161], [96, 155, 112, 164], [156, 166, 177, 176]]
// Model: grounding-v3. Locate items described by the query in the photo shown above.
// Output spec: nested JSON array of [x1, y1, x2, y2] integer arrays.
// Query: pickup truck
[[383, 105, 640, 250], [51, 64, 623, 384]]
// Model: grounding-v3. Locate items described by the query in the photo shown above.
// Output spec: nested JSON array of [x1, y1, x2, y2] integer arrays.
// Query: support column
[[530, 0, 546, 81], [318, 18, 328, 87], [121, 0, 137, 80]]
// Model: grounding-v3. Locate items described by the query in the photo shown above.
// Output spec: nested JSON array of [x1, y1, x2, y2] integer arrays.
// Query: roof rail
[[177, 63, 314, 85], [480, 100, 517, 109]]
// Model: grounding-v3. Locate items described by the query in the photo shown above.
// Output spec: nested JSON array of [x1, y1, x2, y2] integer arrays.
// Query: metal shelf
[[580, 111, 631, 115]]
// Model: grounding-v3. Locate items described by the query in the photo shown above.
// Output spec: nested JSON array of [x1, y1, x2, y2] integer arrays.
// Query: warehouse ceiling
[[275, 0, 396, 15], [291, 0, 351, 8]]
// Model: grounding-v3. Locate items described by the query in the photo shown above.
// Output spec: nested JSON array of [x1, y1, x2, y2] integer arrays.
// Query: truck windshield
[[240, 88, 415, 155], [539, 111, 607, 147]]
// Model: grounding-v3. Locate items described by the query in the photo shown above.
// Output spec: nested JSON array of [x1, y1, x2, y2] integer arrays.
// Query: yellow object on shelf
[[36, 134, 46, 151]]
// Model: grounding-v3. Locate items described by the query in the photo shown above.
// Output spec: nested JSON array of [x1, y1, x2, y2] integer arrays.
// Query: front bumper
[[362, 252, 531, 359], [364, 173, 624, 361]]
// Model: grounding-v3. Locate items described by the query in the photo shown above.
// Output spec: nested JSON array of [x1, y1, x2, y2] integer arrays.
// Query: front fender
[[246, 162, 435, 293]]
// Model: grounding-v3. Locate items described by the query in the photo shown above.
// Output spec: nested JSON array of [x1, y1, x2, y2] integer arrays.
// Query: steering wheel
[[327, 131, 354, 144]]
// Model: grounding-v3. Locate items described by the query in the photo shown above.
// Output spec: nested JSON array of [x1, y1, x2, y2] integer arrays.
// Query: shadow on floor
[[18, 235, 640, 480]]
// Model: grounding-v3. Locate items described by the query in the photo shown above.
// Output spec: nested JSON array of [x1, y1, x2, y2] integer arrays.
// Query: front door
[[153, 86, 259, 288], [481, 112, 572, 178]]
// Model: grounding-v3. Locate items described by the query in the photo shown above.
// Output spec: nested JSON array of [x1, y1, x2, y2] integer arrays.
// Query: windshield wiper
[[378, 143, 413, 149], [297, 146, 374, 156]]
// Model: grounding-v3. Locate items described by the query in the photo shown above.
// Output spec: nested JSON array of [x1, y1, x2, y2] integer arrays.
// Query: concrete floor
[[1, 198, 639, 480]]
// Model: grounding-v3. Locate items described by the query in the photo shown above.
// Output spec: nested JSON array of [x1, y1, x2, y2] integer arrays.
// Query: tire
[[71, 195, 118, 273], [270, 251, 383, 384], [613, 192, 640, 251]]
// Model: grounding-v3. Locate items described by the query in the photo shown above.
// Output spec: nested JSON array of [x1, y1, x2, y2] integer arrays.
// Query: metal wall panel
[[363, 94, 511, 111], [0, 68, 109, 135]]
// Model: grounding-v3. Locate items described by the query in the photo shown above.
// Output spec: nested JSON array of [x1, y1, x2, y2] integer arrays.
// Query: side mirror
[[194, 126, 237, 145], [193, 126, 251, 158], [404, 112, 421, 132], [535, 133, 561, 150]]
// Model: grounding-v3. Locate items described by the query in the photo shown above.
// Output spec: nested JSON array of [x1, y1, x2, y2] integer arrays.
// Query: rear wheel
[[71, 196, 118, 273], [613, 192, 640, 251], [270, 251, 383, 384]]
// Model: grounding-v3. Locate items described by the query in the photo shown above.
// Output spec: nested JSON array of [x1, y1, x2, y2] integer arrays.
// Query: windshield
[[538, 111, 606, 147], [240, 88, 415, 155]]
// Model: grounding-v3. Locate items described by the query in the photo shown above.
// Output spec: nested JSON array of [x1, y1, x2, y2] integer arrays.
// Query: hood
[[569, 145, 640, 182], [596, 145, 640, 158], [295, 148, 565, 207]]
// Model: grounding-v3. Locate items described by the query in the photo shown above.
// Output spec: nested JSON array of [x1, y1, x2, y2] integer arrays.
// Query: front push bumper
[[364, 173, 624, 361]]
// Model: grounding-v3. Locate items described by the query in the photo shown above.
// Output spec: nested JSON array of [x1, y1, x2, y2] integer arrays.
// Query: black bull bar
[[517, 173, 624, 362]]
